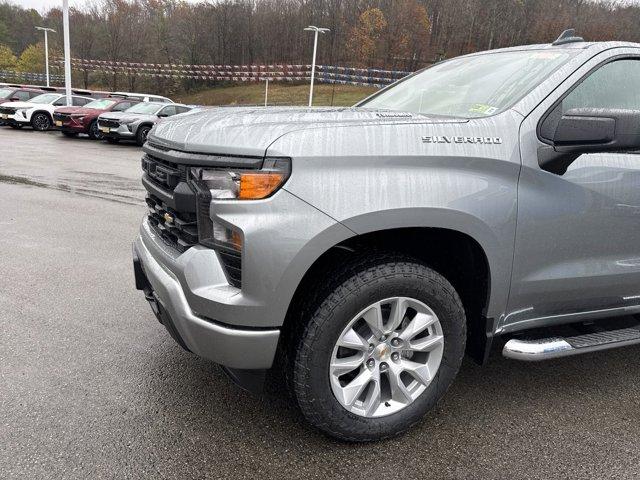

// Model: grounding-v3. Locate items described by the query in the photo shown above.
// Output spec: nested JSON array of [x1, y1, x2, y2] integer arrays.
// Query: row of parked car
[[0, 82, 193, 145]]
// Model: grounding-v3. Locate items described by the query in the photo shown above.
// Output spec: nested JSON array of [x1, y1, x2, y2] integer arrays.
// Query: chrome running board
[[503, 327, 640, 361]]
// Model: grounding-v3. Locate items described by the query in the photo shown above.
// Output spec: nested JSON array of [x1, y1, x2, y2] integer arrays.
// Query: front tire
[[291, 254, 466, 442], [136, 125, 151, 146], [31, 113, 51, 131], [88, 121, 102, 140]]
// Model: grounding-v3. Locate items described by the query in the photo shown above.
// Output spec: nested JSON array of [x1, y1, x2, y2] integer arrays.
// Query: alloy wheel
[[32, 113, 51, 131], [329, 297, 444, 418], [90, 121, 103, 140]]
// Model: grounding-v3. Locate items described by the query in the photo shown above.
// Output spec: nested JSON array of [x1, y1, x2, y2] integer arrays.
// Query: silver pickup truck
[[133, 31, 640, 441]]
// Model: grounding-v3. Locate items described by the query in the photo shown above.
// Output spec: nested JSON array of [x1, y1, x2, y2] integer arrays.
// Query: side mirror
[[10, 96, 19, 101], [539, 108, 640, 174], [157, 113, 169, 118]]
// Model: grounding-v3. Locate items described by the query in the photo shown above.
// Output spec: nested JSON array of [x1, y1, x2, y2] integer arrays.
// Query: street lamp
[[35, 26, 56, 87], [62, 0, 72, 106], [304, 26, 330, 107]]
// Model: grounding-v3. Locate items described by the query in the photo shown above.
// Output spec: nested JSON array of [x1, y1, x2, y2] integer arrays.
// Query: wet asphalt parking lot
[[2, 127, 640, 479]]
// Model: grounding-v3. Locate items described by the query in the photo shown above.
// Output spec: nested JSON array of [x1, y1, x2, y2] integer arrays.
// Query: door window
[[72, 97, 90, 106], [112, 102, 132, 111], [540, 59, 640, 141], [15, 91, 31, 101], [158, 106, 177, 117]]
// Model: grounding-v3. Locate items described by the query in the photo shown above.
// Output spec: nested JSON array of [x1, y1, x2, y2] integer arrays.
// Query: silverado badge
[[422, 135, 503, 144]]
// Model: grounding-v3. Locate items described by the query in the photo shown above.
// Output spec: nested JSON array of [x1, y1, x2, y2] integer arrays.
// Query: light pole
[[304, 26, 329, 107], [62, 0, 72, 106], [35, 27, 56, 87]]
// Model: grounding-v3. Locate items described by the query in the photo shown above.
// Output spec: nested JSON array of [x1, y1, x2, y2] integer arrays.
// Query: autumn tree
[[0, 44, 16, 69], [16, 42, 45, 73], [3, 0, 640, 93], [347, 8, 387, 67], [383, 0, 431, 70]]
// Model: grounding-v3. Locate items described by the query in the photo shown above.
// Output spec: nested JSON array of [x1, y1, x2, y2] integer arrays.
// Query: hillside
[[173, 83, 378, 107]]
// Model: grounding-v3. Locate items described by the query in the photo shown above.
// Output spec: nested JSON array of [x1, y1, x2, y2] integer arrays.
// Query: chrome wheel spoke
[[399, 312, 437, 342], [330, 354, 365, 376], [362, 379, 382, 417], [337, 328, 369, 351], [402, 359, 433, 385], [337, 368, 373, 407], [386, 298, 407, 332], [388, 364, 413, 404], [361, 302, 384, 337], [409, 334, 444, 353]]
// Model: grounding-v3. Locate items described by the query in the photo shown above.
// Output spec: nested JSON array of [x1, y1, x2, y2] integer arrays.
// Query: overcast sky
[[9, 0, 204, 12], [9, 0, 640, 11]]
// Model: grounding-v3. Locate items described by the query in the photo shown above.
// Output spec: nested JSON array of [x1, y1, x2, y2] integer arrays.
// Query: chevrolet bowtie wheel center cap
[[373, 343, 391, 361]]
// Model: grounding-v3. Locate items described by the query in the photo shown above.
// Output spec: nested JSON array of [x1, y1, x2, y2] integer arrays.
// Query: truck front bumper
[[133, 222, 280, 370]]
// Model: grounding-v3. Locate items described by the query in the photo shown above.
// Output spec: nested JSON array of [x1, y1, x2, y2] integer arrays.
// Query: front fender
[[341, 207, 508, 318]]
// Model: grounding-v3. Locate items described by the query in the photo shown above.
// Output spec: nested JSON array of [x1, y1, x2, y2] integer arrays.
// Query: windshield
[[359, 50, 575, 118], [28, 93, 60, 104], [125, 102, 162, 114], [0, 88, 14, 97], [84, 98, 118, 109]]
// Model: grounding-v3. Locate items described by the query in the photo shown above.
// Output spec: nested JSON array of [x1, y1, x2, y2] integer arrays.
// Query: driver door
[[504, 52, 640, 333]]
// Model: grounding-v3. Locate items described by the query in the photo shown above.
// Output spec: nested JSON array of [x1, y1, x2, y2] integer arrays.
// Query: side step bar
[[503, 327, 640, 361]]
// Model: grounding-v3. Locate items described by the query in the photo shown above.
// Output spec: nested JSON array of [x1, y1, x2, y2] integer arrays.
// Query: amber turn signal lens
[[239, 173, 285, 199]]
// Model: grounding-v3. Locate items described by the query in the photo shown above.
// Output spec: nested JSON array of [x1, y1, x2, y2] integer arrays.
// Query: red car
[[53, 97, 140, 140], [0, 85, 45, 102]]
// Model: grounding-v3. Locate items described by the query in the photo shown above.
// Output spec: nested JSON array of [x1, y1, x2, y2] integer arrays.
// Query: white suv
[[111, 92, 173, 103], [0, 93, 93, 131]]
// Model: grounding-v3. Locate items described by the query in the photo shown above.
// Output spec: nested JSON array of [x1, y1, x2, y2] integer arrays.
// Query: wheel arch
[[281, 221, 497, 364], [30, 109, 52, 121], [136, 121, 154, 132]]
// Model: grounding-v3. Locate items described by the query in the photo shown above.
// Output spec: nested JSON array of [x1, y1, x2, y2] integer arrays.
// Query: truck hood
[[99, 111, 156, 123], [0, 101, 49, 109], [55, 106, 106, 115], [148, 107, 466, 156]]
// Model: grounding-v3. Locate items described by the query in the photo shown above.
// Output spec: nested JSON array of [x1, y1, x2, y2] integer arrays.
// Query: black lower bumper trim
[[133, 242, 191, 352]]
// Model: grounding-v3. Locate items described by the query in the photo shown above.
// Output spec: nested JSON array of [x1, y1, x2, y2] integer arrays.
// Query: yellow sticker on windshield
[[469, 104, 498, 115]]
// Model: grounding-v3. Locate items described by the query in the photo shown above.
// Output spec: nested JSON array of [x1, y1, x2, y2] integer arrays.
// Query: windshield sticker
[[468, 104, 498, 115]]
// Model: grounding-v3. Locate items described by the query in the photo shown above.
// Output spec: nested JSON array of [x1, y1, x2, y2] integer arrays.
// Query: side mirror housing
[[539, 108, 640, 174]]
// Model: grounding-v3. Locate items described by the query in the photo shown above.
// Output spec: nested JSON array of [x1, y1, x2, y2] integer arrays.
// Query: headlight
[[189, 157, 290, 201], [120, 118, 135, 124], [71, 114, 85, 121], [16, 109, 28, 116], [189, 157, 290, 252]]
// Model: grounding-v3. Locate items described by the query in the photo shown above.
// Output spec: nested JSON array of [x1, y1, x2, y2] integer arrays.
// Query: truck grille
[[99, 118, 120, 128], [146, 195, 199, 251], [142, 154, 186, 192], [53, 113, 71, 122], [142, 150, 243, 288], [0, 106, 17, 115]]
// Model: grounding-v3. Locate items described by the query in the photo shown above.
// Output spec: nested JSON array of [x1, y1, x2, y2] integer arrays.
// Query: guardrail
[[0, 70, 65, 83], [56, 58, 413, 88]]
